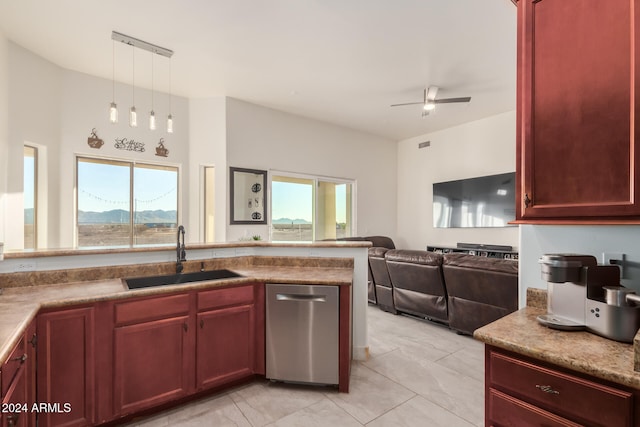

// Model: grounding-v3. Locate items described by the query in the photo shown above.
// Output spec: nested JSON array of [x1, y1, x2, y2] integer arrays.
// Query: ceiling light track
[[111, 31, 173, 58]]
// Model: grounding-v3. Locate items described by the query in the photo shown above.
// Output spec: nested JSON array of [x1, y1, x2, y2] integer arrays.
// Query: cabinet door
[[113, 315, 191, 416], [2, 365, 28, 427], [517, 0, 640, 220], [37, 307, 95, 427], [196, 304, 255, 390]]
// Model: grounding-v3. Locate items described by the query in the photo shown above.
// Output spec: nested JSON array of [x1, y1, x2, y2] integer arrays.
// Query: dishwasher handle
[[276, 293, 327, 302]]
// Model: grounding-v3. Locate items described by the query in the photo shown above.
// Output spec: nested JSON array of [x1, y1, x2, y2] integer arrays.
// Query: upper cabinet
[[515, 0, 640, 222]]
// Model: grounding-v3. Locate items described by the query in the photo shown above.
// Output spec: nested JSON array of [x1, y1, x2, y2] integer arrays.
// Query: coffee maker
[[538, 254, 640, 342]]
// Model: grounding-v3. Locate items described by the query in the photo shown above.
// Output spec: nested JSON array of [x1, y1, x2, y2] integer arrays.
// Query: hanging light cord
[[169, 58, 172, 114], [112, 40, 115, 102], [132, 46, 135, 105], [151, 52, 154, 110]]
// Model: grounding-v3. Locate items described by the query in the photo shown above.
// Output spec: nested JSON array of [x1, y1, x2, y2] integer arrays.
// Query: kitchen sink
[[125, 269, 243, 290]]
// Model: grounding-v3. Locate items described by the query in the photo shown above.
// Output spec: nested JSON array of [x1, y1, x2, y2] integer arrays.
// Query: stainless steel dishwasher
[[265, 283, 339, 385]]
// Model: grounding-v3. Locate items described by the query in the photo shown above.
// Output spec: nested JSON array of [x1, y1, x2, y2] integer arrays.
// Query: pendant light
[[109, 40, 118, 123], [167, 57, 174, 133], [129, 45, 137, 127], [149, 51, 156, 130], [111, 32, 173, 130]]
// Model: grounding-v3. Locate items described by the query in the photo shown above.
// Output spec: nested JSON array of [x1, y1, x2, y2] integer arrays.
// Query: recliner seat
[[385, 250, 448, 323]]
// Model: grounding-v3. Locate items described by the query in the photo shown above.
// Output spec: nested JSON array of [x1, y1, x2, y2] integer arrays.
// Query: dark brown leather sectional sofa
[[368, 247, 518, 335]]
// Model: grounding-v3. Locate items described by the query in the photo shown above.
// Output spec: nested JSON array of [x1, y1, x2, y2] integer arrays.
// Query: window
[[76, 157, 179, 248], [24, 145, 37, 249], [203, 166, 215, 242], [271, 173, 354, 241]]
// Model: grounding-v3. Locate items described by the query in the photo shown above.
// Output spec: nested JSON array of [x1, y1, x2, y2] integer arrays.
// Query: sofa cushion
[[365, 236, 396, 249], [442, 253, 518, 334], [385, 250, 448, 321]]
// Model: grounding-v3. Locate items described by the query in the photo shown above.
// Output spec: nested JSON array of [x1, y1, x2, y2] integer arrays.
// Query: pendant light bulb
[[109, 40, 118, 123], [167, 114, 174, 133], [109, 102, 118, 123], [129, 106, 137, 127], [149, 110, 156, 130]]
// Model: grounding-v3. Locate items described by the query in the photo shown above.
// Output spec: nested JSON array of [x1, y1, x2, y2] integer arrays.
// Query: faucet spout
[[176, 225, 186, 273]]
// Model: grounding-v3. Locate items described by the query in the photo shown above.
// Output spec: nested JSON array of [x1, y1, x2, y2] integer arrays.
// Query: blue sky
[[77, 161, 177, 212], [272, 181, 347, 223]]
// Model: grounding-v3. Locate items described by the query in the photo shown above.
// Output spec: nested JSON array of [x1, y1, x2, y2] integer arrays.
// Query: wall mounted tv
[[433, 172, 516, 228]]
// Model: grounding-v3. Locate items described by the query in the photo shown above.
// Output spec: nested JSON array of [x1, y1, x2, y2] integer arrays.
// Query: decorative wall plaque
[[155, 138, 169, 157], [114, 137, 145, 152], [87, 128, 104, 149]]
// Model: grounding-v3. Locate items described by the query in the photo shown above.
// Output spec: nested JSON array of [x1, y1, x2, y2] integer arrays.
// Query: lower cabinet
[[486, 345, 638, 427], [37, 307, 95, 427], [1, 321, 35, 427], [112, 293, 192, 416], [196, 285, 260, 390]]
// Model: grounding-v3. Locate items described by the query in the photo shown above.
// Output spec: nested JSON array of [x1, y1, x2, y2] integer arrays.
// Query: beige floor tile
[[364, 348, 484, 426], [266, 398, 363, 427], [367, 395, 476, 427], [229, 380, 327, 426], [325, 363, 415, 424]]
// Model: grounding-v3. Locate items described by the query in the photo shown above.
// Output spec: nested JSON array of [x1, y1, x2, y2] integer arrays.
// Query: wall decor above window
[[230, 167, 267, 225], [87, 128, 104, 149]]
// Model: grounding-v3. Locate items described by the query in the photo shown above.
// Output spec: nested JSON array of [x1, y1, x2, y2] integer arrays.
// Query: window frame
[[269, 170, 356, 241], [75, 154, 181, 248], [24, 145, 38, 249]]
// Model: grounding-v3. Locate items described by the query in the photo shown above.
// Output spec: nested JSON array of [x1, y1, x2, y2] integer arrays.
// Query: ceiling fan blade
[[434, 97, 472, 104], [390, 101, 424, 107]]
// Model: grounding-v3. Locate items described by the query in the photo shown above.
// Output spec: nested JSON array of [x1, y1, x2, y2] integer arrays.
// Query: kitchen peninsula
[[0, 241, 368, 426]]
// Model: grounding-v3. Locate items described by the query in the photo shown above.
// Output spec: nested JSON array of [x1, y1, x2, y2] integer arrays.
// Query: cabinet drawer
[[489, 388, 582, 427], [1, 337, 26, 397], [489, 351, 633, 426], [115, 294, 190, 326], [197, 285, 254, 312]]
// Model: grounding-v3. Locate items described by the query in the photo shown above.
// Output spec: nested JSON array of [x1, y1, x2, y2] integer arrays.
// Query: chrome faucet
[[176, 225, 186, 274]]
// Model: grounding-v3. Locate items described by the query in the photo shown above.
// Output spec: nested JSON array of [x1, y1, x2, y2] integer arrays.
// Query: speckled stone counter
[[474, 290, 640, 390], [0, 257, 353, 367]]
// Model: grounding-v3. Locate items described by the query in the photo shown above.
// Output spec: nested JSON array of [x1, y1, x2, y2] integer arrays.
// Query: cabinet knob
[[183, 322, 188, 332], [536, 384, 559, 395], [11, 353, 27, 363], [7, 413, 18, 427], [524, 193, 532, 208], [200, 319, 204, 329]]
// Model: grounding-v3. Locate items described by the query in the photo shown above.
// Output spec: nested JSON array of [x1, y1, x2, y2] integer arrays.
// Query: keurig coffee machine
[[538, 254, 640, 342]]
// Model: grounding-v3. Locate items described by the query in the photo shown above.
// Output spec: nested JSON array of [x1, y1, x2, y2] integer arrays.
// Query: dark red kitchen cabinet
[[196, 304, 255, 389], [195, 283, 264, 390], [485, 345, 637, 426], [515, 0, 640, 221], [1, 321, 35, 427], [37, 307, 95, 427], [112, 294, 193, 417]]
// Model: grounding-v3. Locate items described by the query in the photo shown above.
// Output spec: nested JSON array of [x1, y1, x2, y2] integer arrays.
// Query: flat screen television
[[433, 172, 516, 228]]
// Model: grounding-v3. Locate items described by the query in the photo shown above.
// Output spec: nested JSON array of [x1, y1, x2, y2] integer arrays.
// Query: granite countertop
[[475, 305, 640, 390], [4, 240, 371, 259], [0, 264, 352, 367]]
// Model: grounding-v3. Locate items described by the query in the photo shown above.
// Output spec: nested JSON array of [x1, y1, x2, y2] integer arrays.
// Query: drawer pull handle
[[11, 353, 27, 363], [536, 384, 559, 395]]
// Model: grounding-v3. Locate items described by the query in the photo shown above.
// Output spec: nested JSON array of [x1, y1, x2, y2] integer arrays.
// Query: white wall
[[225, 98, 398, 242], [188, 97, 227, 243], [396, 111, 518, 250], [5, 43, 189, 249], [519, 225, 640, 307], [0, 32, 7, 247]]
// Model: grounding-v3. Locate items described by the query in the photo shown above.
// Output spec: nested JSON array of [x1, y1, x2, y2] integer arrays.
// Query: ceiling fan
[[390, 86, 471, 117]]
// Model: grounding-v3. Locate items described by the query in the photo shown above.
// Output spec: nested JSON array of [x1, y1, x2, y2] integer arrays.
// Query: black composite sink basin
[[125, 269, 243, 290]]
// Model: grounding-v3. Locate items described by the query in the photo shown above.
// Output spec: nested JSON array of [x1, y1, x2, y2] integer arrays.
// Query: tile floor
[[124, 305, 485, 427]]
